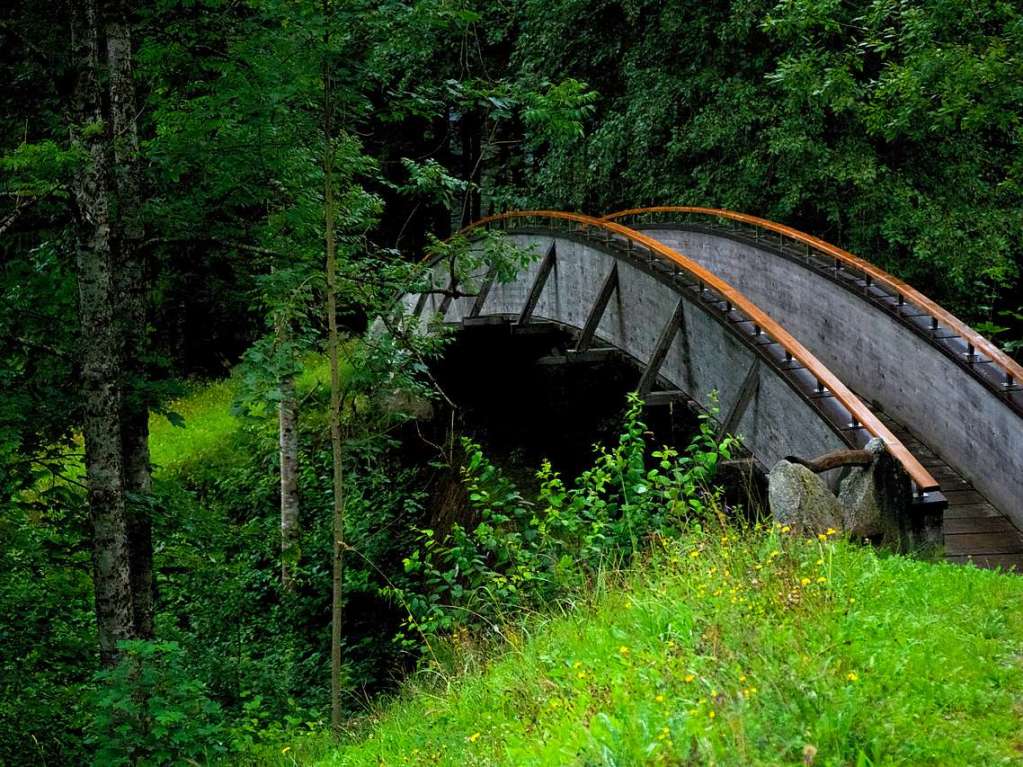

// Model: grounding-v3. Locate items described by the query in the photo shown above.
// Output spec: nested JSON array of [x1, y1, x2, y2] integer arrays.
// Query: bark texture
[[278, 375, 300, 592], [104, 0, 155, 640], [70, 0, 136, 665], [71, 0, 153, 661]]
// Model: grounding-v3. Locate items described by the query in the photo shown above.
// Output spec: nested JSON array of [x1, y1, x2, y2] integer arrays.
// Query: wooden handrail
[[459, 210, 939, 493], [605, 206, 1023, 392]]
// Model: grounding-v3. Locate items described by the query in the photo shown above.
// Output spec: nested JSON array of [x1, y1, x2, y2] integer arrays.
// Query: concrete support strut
[[576, 263, 618, 352], [517, 242, 556, 326]]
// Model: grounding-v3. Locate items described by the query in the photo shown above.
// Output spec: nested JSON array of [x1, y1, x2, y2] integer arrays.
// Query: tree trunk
[[323, 0, 346, 734], [103, 0, 155, 641], [460, 109, 482, 227], [70, 0, 136, 666], [278, 373, 300, 592], [122, 410, 154, 638]]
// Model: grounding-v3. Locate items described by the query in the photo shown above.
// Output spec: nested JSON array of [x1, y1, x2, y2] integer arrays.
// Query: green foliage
[[421, 228, 539, 300], [0, 487, 94, 765], [522, 78, 598, 145], [0, 140, 79, 198], [146, 357, 436, 740], [4, 0, 1023, 763], [88, 640, 226, 766], [295, 528, 1023, 766], [399, 158, 468, 208], [513, 0, 1023, 330], [393, 393, 737, 643]]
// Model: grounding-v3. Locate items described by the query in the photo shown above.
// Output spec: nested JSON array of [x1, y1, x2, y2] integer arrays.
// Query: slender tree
[[322, 0, 346, 734], [277, 318, 300, 592]]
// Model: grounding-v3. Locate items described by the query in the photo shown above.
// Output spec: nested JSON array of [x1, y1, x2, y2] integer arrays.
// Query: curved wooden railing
[[605, 206, 1023, 401], [454, 210, 938, 494]]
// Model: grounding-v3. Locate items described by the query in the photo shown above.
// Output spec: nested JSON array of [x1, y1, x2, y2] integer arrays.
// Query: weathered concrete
[[634, 226, 1023, 530], [408, 231, 854, 475]]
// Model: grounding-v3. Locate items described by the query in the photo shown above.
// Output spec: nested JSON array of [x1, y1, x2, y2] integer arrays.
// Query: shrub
[[392, 392, 737, 644], [88, 640, 226, 766]]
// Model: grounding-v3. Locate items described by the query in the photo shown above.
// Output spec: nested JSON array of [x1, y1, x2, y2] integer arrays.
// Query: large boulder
[[768, 459, 843, 534], [837, 438, 901, 544]]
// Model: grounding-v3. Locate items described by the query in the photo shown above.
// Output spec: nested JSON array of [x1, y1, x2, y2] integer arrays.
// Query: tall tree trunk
[[104, 0, 154, 640], [278, 372, 300, 592], [70, 0, 136, 666], [323, 0, 346, 734]]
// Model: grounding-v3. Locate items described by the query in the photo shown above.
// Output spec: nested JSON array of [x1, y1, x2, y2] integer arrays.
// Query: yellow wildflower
[[655, 694, 666, 703], [619, 645, 630, 656], [684, 673, 695, 683], [781, 525, 791, 533], [800, 577, 811, 586], [826, 528, 838, 536], [846, 672, 859, 682], [468, 732, 482, 743]]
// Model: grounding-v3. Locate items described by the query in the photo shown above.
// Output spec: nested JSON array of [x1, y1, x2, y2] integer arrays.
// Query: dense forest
[[2, 0, 1022, 764]]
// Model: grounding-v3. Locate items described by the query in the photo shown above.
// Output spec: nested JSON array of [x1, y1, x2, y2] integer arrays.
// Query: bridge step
[[944, 517, 1018, 535], [943, 503, 1002, 519], [944, 533, 1023, 556]]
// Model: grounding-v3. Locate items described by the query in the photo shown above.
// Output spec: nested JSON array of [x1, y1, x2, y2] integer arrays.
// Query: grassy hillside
[[267, 528, 1023, 767]]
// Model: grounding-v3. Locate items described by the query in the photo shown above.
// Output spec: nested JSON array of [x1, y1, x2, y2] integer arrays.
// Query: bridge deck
[[877, 413, 1023, 572]]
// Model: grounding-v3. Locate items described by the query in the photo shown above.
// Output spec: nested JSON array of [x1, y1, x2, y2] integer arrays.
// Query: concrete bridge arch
[[605, 207, 1023, 565], [401, 211, 938, 519]]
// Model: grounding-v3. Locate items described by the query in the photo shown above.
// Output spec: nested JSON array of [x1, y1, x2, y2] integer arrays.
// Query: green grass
[[149, 377, 243, 474], [148, 355, 332, 476], [263, 527, 1023, 766]]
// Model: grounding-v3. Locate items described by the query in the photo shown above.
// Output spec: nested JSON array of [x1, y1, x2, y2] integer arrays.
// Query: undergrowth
[[234, 395, 1023, 766], [149, 354, 332, 476], [265, 525, 1023, 766]]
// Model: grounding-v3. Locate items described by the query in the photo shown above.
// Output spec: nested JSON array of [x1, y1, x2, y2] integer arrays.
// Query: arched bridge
[[401, 210, 1023, 570]]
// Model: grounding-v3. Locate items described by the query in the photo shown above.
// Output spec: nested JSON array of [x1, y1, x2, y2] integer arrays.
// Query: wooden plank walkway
[[878, 413, 1023, 572]]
